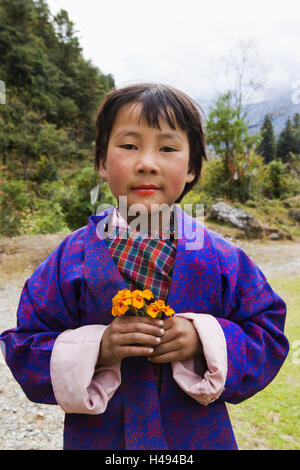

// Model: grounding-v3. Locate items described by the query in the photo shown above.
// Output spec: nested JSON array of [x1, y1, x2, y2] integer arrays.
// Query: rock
[[269, 232, 281, 240], [289, 209, 300, 223], [208, 202, 263, 238], [260, 224, 293, 241], [282, 194, 300, 208]]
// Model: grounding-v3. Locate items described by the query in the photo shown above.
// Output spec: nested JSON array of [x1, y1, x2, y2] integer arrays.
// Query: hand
[[97, 316, 165, 367], [148, 316, 203, 364]]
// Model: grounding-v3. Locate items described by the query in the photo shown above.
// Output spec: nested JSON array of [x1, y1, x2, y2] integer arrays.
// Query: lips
[[132, 184, 160, 189], [131, 185, 161, 197]]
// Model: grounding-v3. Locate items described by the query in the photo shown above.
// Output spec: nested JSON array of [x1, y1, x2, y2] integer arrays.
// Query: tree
[[0, 0, 115, 174], [264, 159, 288, 199], [206, 91, 256, 174], [277, 118, 297, 162], [206, 91, 261, 201], [257, 114, 276, 163], [53, 9, 81, 69], [210, 38, 268, 124], [292, 113, 300, 155]]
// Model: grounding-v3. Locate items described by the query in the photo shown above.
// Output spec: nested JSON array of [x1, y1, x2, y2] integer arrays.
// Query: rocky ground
[[0, 231, 299, 450]]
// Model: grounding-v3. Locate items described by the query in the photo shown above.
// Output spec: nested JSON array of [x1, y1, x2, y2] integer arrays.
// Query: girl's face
[[99, 103, 195, 222]]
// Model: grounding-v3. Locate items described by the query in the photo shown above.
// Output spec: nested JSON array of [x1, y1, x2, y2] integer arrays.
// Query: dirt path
[[0, 232, 299, 450]]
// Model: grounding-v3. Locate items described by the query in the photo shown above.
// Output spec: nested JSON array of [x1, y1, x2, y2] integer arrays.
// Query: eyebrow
[[115, 130, 183, 142]]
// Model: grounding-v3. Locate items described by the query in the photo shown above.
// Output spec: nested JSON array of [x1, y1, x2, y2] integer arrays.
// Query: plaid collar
[[104, 206, 176, 241], [103, 206, 177, 302]]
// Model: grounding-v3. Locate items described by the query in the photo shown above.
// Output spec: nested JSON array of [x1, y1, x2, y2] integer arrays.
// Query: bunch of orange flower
[[112, 289, 175, 319]]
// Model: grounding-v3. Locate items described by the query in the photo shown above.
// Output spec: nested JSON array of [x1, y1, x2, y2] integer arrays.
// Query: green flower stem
[[128, 305, 140, 316], [142, 304, 148, 317]]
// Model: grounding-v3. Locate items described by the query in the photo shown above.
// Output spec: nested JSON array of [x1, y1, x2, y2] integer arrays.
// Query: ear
[[99, 159, 108, 181], [186, 169, 196, 184]]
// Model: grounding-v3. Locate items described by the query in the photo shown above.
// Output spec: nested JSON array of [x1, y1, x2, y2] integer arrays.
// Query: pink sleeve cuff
[[50, 325, 121, 414], [171, 313, 227, 406]]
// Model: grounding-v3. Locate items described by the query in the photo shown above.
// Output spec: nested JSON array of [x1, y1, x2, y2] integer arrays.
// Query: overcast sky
[[47, 0, 300, 104]]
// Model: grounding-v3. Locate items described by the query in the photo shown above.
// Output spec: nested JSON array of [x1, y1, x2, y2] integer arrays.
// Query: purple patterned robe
[[0, 205, 289, 449]]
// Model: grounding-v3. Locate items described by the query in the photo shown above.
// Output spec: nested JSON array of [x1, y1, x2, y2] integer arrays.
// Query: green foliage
[[58, 168, 116, 231], [29, 199, 69, 234], [31, 155, 58, 184], [205, 91, 262, 202], [0, 0, 115, 174], [180, 187, 214, 217], [202, 91, 300, 205], [0, 173, 31, 236], [292, 113, 300, 154], [257, 114, 276, 163], [196, 151, 266, 203], [263, 160, 288, 199], [206, 91, 258, 174], [0, 0, 117, 237], [277, 115, 300, 162], [0, 163, 118, 237]]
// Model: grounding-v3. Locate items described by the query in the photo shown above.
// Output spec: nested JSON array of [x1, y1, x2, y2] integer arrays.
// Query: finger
[[148, 338, 181, 357], [148, 350, 181, 363], [114, 318, 165, 337], [158, 325, 178, 345], [161, 316, 174, 330], [119, 345, 155, 359], [117, 332, 163, 347], [116, 316, 164, 328]]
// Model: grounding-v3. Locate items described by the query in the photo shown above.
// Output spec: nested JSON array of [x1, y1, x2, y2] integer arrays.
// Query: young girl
[[0, 83, 289, 450]]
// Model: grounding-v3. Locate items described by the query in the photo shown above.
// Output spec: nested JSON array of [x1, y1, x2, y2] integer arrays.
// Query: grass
[[227, 275, 300, 450]]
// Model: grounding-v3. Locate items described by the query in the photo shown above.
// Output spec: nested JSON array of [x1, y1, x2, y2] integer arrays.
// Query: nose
[[134, 150, 160, 175]]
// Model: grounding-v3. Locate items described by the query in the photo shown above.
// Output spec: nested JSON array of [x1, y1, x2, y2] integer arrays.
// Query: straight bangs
[[132, 85, 204, 136], [133, 87, 178, 131]]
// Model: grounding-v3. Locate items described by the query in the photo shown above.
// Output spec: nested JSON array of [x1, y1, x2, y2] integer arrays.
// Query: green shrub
[[0, 178, 31, 236], [181, 188, 214, 216], [31, 155, 58, 184], [262, 160, 288, 199], [59, 168, 116, 231], [29, 200, 69, 234]]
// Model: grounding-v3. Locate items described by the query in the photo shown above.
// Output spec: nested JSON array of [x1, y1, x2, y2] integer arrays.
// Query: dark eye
[[160, 146, 176, 152], [120, 144, 137, 150]]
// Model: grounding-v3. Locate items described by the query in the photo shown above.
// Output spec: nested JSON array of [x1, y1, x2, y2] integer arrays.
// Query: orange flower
[[162, 305, 175, 317], [146, 301, 161, 319], [112, 289, 132, 306], [131, 290, 145, 309], [141, 289, 154, 301], [112, 302, 129, 316], [112, 289, 132, 316], [146, 300, 165, 318], [146, 299, 175, 318], [111, 288, 174, 319]]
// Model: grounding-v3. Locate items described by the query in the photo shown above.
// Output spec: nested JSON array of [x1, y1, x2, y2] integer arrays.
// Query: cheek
[[167, 162, 190, 187], [107, 156, 131, 187]]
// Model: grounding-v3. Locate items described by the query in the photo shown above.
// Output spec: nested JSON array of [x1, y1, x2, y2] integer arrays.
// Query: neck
[[118, 204, 175, 236]]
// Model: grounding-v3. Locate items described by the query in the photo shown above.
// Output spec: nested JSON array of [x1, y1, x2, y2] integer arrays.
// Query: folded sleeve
[[171, 242, 289, 408], [50, 324, 121, 414], [0, 230, 85, 405], [171, 312, 227, 406], [216, 246, 289, 404]]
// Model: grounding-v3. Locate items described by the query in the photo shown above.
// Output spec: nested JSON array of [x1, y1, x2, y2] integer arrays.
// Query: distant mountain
[[197, 89, 300, 137]]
